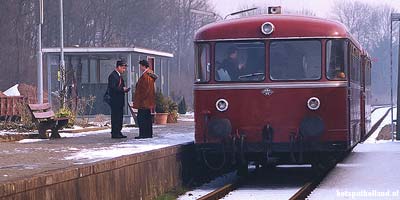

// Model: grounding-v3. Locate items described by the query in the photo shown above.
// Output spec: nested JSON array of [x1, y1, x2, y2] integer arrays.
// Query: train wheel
[[311, 153, 337, 175]]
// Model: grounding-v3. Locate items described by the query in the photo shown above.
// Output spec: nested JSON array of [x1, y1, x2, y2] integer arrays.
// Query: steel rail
[[197, 179, 240, 200]]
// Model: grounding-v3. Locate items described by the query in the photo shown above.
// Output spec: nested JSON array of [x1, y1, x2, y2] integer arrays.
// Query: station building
[[42, 47, 173, 121]]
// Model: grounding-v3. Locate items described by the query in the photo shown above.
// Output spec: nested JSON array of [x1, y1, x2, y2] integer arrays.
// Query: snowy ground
[[308, 141, 400, 200], [309, 107, 400, 200]]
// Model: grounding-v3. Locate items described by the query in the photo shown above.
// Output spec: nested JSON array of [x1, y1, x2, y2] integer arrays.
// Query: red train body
[[193, 15, 371, 169]]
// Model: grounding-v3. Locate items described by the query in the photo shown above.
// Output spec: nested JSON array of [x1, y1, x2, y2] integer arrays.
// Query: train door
[[360, 55, 372, 140], [364, 60, 372, 134], [348, 44, 362, 147], [360, 56, 366, 139]]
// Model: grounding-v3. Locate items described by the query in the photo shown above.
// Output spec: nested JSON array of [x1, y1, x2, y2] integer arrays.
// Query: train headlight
[[216, 99, 229, 112], [261, 22, 274, 35], [307, 97, 320, 110]]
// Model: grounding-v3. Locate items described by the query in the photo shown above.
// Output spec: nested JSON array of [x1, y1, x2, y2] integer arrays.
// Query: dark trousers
[[111, 105, 123, 136], [137, 109, 153, 138]]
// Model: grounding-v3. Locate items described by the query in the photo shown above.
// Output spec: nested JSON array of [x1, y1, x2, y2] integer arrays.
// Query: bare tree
[[331, 0, 396, 104]]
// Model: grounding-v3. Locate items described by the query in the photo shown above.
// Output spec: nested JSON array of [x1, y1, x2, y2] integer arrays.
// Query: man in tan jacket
[[133, 60, 157, 138]]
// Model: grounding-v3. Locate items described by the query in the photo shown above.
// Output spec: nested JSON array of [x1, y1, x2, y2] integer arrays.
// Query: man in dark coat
[[108, 60, 130, 138], [221, 46, 245, 81]]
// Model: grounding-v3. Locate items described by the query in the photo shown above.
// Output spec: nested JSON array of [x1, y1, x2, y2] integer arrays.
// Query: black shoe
[[112, 134, 127, 139], [135, 136, 152, 139]]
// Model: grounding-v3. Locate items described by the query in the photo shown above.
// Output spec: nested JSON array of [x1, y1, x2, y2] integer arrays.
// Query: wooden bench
[[27, 103, 69, 139], [128, 102, 138, 126]]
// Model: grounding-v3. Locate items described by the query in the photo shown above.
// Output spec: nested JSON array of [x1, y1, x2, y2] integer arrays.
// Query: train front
[[193, 15, 357, 170]]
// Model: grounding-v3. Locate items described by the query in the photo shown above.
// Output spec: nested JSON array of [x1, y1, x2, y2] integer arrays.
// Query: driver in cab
[[218, 46, 246, 81]]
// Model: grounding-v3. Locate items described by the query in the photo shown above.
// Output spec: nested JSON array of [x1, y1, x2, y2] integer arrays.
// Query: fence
[[0, 96, 26, 121]]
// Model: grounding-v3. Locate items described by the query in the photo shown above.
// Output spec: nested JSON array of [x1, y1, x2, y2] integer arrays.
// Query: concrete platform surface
[[309, 141, 400, 200], [0, 121, 194, 183]]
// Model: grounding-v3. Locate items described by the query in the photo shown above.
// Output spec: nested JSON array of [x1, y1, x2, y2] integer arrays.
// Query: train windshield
[[195, 43, 210, 82], [326, 39, 347, 80], [215, 41, 265, 82], [270, 40, 321, 80]]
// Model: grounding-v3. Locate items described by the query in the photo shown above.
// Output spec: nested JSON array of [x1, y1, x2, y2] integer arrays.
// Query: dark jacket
[[108, 70, 125, 108]]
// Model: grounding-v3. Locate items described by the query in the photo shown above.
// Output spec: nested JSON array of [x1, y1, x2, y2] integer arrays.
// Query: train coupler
[[262, 124, 274, 161]]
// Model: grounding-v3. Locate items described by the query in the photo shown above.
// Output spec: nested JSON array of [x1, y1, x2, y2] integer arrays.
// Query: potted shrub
[[154, 90, 169, 124], [178, 96, 187, 114], [166, 97, 178, 123]]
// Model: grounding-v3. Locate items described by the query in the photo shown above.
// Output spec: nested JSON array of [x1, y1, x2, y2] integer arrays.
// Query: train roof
[[194, 14, 361, 49]]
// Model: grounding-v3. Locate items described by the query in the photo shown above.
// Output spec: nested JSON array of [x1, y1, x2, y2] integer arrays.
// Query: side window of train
[[270, 40, 321, 81], [195, 43, 210, 83], [350, 45, 361, 84], [326, 39, 348, 80], [214, 41, 265, 82]]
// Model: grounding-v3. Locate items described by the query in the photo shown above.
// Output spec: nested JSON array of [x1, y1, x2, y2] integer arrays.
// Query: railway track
[[194, 109, 390, 200]]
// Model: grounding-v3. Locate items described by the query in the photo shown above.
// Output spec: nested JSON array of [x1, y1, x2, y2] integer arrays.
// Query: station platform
[[0, 120, 195, 200], [308, 141, 400, 200]]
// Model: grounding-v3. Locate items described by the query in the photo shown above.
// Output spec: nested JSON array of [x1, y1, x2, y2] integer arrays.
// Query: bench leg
[[38, 127, 48, 139], [50, 128, 61, 139]]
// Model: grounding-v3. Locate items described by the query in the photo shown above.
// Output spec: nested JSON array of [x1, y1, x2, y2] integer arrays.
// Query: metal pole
[[37, 0, 44, 103], [167, 60, 170, 97], [59, 0, 65, 105], [397, 24, 400, 140], [390, 19, 394, 141]]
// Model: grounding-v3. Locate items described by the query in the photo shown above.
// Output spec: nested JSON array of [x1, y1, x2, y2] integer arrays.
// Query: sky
[[209, 0, 400, 19]]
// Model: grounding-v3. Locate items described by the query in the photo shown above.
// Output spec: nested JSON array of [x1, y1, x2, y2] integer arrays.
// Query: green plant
[[56, 107, 75, 127], [155, 90, 169, 113], [167, 97, 178, 113], [178, 96, 187, 114]]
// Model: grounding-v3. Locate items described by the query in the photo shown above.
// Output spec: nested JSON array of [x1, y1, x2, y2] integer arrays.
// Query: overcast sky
[[209, 0, 400, 18]]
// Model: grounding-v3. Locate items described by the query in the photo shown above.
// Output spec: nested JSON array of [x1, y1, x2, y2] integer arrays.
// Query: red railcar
[[193, 15, 371, 171]]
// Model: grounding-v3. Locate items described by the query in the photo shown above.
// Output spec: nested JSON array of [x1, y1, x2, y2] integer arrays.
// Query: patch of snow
[[3, 84, 20, 96], [18, 139, 48, 143], [0, 131, 32, 136], [64, 131, 194, 163]]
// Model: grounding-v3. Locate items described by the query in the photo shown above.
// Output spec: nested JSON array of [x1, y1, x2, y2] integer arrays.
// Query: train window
[[270, 40, 321, 80], [195, 43, 210, 83], [215, 41, 265, 82], [326, 39, 348, 80]]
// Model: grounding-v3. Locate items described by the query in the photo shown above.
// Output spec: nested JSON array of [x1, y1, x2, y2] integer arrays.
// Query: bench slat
[[33, 110, 55, 119], [28, 103, 51, 111]]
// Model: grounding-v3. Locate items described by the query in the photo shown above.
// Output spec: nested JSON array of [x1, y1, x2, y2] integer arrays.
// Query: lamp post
[[390, 13, 400, 140], [37, 0, 44, 103], [59, 0, 66, 107]]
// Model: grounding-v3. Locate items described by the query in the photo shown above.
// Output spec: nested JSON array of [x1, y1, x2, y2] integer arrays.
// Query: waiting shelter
[[42, 47, 173, 121]]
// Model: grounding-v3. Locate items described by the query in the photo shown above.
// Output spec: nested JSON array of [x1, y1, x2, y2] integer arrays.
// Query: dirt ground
[[0, 120, 194, 183], [376, 124, 395, 140]]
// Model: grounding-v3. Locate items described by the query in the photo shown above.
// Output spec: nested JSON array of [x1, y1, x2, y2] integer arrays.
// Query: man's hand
[[123, 87, 131, 92]]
